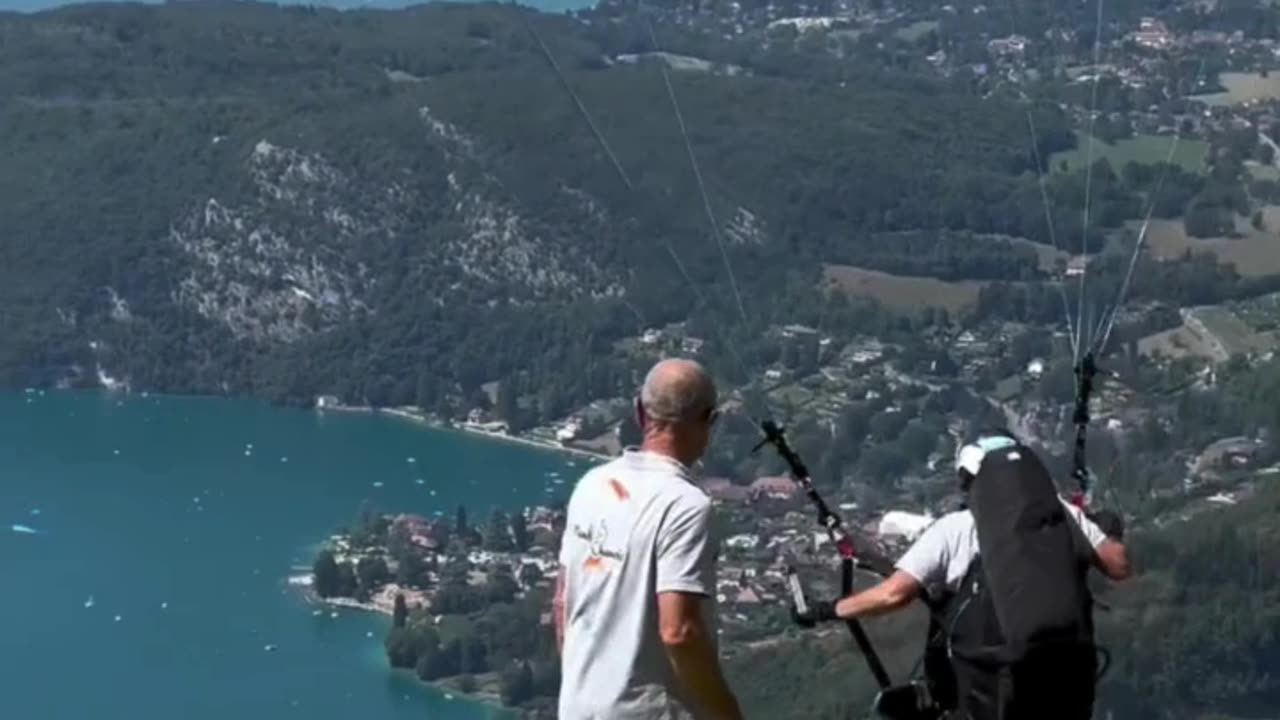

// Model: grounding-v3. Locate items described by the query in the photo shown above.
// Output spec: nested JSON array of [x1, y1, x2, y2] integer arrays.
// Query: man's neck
[[639, 437, 690, 468]]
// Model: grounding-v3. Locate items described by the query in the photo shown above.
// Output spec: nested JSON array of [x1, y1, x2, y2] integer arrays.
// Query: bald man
[[554, 359, 743, 720]]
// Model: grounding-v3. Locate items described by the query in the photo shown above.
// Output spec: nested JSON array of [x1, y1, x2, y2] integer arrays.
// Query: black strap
[[1071, 352, 1098, 502]]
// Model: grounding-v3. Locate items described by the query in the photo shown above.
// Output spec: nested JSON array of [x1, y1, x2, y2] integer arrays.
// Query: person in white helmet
[[792, 430, 1131, 719]]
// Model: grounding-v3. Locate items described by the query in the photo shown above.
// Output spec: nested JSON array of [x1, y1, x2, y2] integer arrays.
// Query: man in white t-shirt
[[894, 440, 1129, 601], [793, 432, 1131, 718], [554, 358, 744, 720]]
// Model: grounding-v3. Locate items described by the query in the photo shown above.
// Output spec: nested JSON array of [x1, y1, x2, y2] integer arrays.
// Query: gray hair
[[640, 358, 717, 424]]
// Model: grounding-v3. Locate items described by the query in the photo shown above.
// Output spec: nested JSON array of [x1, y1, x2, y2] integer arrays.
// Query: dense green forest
[[0, 0, 1118, 415], [0, 1, 1269, 423]]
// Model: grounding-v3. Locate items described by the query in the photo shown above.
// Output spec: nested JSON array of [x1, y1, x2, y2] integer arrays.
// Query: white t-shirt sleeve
[[655, 496, 715, 596], [894, 521, 950, 590], [1061, 500, 1109, 549]]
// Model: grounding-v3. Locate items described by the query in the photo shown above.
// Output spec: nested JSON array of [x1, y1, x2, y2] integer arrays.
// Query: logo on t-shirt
[[573, 518, 625, 573]]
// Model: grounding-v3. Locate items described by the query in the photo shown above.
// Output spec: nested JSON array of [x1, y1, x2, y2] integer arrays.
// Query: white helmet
[[954, 432, 1020, 481]]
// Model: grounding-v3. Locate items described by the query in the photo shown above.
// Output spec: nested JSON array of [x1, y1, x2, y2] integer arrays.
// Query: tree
[[393, 593, 408, 628], [335, 561, 359, 597], [1185, 202, 1230, 238], [414, 640, 447, 681], [455, 504, 469, 537], [459, 633, 487, 674], [396, 550, 428, 588], [510, 510, 531, 552], [350, 502, 385, 548], [387, 518, 413, 565], [312, 549, 341, 598], [486, 508, 514, 551], [496, 379, 520, 429], [441, 547, 471, 587], [356, 555, 391, 592], [487, 563, 520, 604], [385, 626, 416, 668], [501, 661, 536, 706], [898, 422, 937, 460], [869, 411, 908, 441], [518, 562, 543, 590], [530, 659, 560, 698]]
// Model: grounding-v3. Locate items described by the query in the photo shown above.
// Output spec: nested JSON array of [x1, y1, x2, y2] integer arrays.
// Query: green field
[[1051, 132, 1208, 174], [821, 264, 982, 313], [1192, 72, 1280, 107], [1247, 161, 1280, 181], [1231, 292, 1280, 333], [1190, 306, 1272, 356], [894, 20, 938, 41], [1142, 206, 1280, 278]]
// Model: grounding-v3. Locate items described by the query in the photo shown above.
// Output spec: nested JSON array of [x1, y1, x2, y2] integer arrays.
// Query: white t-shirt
[[895, 498, 1109, 600], [557, 448, 719, 720]]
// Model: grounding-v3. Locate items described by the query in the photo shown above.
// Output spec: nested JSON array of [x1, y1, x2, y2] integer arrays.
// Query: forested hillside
[[0, 0, 1079, 411]]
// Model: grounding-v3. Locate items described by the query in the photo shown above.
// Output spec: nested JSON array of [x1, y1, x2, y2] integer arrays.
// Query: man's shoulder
[[918, 509, 974, 541], [665, 481, 711, 512], [567, 456, 706, 507], [935, 508, 974, 528]]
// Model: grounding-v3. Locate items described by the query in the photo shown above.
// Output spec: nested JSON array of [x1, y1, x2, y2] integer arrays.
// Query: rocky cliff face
[[169, 140, 380, 344], [163, 104, 625, 348]]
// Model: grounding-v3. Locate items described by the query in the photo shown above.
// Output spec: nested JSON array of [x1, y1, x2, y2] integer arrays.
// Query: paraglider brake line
[[753, 419, 894, 690]]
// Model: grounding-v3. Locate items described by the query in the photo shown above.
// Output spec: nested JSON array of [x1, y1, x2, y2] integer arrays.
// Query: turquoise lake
[[0, 390, 588, 719]]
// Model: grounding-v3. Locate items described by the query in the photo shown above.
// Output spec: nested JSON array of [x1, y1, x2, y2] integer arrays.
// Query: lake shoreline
[[16, 386, 613, 464], [291, 576, 515, 714], [319, 403, 613, 463]]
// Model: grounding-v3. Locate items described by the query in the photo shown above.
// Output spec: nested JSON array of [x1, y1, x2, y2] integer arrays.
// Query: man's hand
[[1088, 509, 1125, 540], [791, 597, 839, 628]]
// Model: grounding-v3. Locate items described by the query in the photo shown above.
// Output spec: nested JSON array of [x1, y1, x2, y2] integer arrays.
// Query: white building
[[877, 511, 935, 542]]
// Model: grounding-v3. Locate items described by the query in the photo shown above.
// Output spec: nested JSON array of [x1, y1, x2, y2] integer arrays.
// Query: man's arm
[[552, 565, 567, 655], [794, 520, 948, 627], [656, 499, 743, 720], [658, 591, 744, 720], [1068, 504, 1132, 581], [1091, 538, 1131, 581], [834, 570, 923, 620]]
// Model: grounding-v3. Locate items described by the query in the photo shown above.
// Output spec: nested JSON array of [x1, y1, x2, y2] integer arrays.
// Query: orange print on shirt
[[582, 557, 605, 573], [608, 478, 630, 501]]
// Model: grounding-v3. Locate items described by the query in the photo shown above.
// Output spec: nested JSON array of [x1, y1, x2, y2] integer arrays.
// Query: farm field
[[822, 264, 982, 313], [1139, 206, 1280, 277], [894, 19, 938, 41], [1192, 72, 1280, 106], [1051, 132, 1208, 174]]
